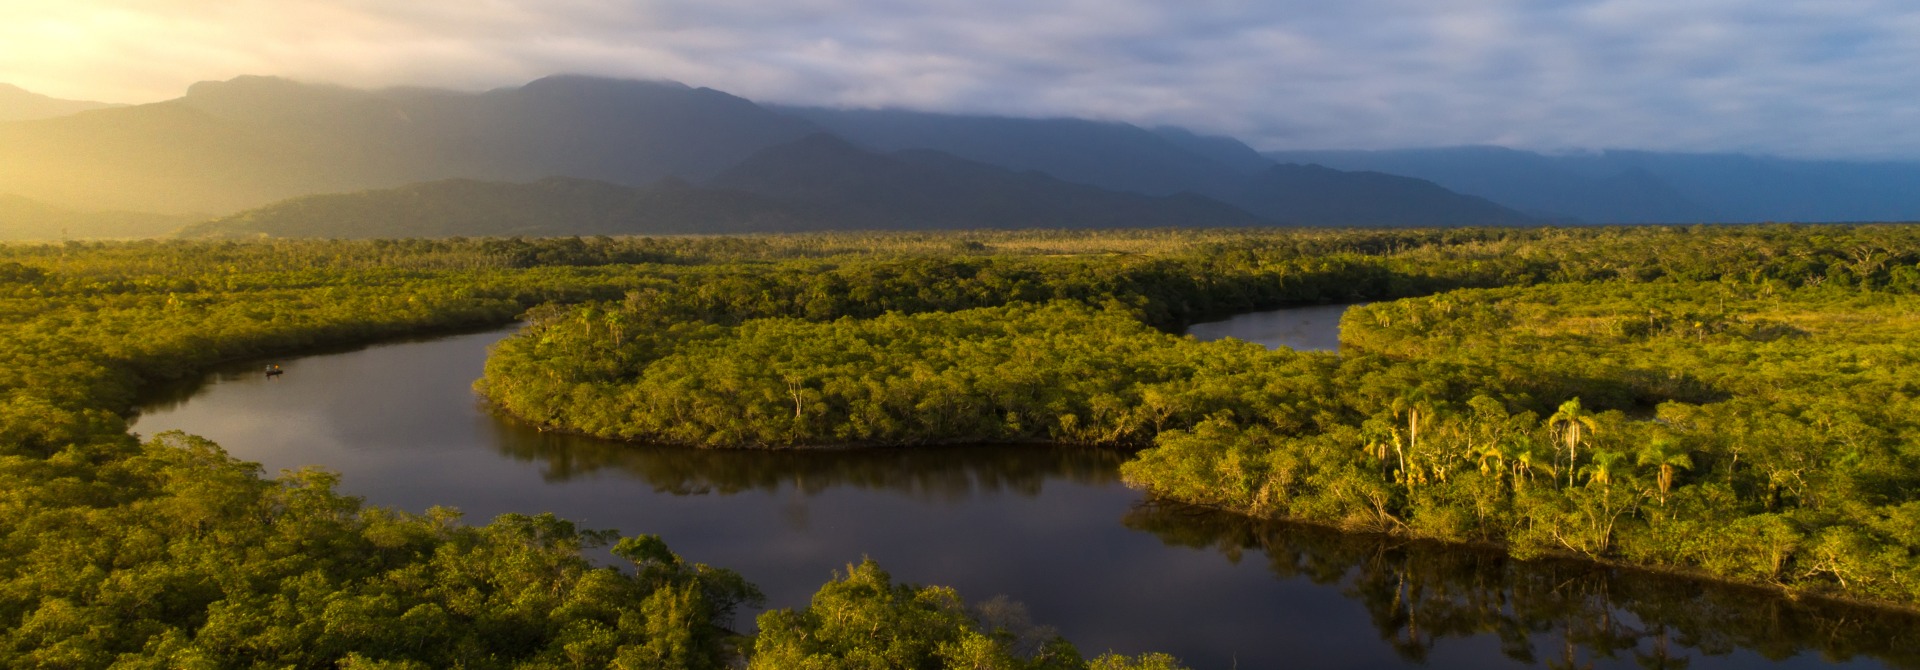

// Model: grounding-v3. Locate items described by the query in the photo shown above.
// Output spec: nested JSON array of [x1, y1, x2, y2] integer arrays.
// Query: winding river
[[130, 307, 1916, 669]]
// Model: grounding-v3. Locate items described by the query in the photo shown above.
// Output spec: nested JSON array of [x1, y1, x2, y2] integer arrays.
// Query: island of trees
[[4, 224, 1919, 666], [476, 224, 1920, 610]]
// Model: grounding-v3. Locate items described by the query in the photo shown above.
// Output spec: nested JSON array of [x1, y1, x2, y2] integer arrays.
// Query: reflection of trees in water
[[1124, 501, 1920, 669], [488, 416, 1125, 500]]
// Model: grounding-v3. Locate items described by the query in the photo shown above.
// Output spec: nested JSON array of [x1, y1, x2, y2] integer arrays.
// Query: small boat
[[265, 364, 284, 377]]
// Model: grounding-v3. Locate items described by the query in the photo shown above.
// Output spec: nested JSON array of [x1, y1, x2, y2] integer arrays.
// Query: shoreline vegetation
[[0, 233, 1208, 668], [476, 225, 1920, 614], [1128, 500, 1920, 666], [5, 225, 1920, 666]]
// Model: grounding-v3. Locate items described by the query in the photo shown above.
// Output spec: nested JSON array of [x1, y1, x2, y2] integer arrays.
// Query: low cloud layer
[[5, 0, 1919, 158]]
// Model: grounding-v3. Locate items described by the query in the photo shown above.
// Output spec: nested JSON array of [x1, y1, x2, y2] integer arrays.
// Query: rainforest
[[6, 225, 1920, 668]]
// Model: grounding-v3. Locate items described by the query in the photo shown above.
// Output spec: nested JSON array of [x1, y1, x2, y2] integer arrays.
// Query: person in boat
[[265, 364, 284, 377]]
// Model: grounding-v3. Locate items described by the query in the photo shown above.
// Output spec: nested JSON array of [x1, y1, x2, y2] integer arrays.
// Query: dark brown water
[[130, 310, 1917, 669]]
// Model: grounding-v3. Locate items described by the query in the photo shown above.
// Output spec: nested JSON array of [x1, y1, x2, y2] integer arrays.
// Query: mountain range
[[0, 76, 819, 216], [4, 75, 1918, 239], [1267, 147, 1920, 224], [1, 75, 1531, 236], [778, 106, 1263, 197], [0, 194, 191, 241], [180, 135, 1273, 238], [0, 84, 122, 122]]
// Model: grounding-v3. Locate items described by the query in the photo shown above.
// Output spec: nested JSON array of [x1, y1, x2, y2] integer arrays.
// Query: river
[[130, 306, 1914, 669]]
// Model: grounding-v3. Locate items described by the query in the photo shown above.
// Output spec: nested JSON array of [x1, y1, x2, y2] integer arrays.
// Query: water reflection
[[486, 420, 1125, 500], [1185, 303, 1355, 352], [130, 319, 1919, 669], [1125, 501, 1920, 669]]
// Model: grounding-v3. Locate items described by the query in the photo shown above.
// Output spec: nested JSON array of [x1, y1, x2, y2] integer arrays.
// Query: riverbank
[[136, 318, 1920, 667]]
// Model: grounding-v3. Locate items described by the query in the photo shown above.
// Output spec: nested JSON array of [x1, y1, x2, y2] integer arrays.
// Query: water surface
[[131, 310, 1915, 669], [1185, 303, 1355, 352]]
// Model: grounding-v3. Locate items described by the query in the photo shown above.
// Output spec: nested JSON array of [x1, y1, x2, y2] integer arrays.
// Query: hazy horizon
[[9, 72, 1920, 165], [5, 2, 1919, 161]]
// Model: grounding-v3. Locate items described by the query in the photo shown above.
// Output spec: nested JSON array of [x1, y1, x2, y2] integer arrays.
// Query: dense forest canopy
[[0, 231, 1231, 668], [475, 224, 1920, 610], [3, 224, 1919, 666]]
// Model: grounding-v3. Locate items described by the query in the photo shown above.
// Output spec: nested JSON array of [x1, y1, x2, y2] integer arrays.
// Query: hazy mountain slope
[[0, 75, 820, 215], [708, 134, 1268, 229], [0, 101, 345, 214], [0, 74, 1712, 230], [775, 107, 1265, 196], [183, 135, 1273, 238], [1226, 164, 1534, 227], [777, 109, 1524, 226], [1151, 126, 1278, 175], [1593, 151, 1920, 223], [0, 84, 122, 121], [1268, 146, 1920, 223], [0, 194, 193, 240], [176, 178, 813, 239], [177, 75, 821, 185], [1266, 147, 1715, 223], [188, 135, 1546, 239]]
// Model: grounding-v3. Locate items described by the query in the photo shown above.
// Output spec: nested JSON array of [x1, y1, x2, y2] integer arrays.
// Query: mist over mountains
[[0, 84, 122, 122], [0, 76, 817, 216], [1268, 147, 1920, 224], [179, 136, 1267, 238], [778, 106, 1264, 197], [0, 195, 189, 241], [2, 74, 1918, 238]]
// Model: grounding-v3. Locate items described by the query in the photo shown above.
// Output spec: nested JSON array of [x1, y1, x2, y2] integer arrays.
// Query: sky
[[3, 0, 1919, 158]]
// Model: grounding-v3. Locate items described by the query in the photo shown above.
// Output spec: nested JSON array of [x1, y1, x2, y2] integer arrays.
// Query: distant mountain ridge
[[1228, 164, 1532, 227], [177, 178, 806, 239], [179, 136, 1271, 238], [777, 106, 1267, 197], [707, 134, 1267, 229], [762, 108, 1534, 227], [2, 75, 1543, 234], [1267, 147, 1715, 223], [49, 75, 1920, 231], [0, 75, 819, 214], [1266, 146, 1920, 223], [0, 84, 122, 122], [0, 194, 191, 240]]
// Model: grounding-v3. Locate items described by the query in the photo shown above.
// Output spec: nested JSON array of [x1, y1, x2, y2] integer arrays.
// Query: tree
[[748, 559, 1088, 670], [1579, 450, 1631, 489], [1637, 433, 1693, 504], [1548, 399, 1599, 489]]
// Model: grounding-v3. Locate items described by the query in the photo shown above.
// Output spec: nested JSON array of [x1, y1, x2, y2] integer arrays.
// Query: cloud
[[3, 0, 1919, 158]]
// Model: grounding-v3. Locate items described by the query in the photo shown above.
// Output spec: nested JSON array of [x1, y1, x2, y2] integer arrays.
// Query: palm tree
[[577, 304, 603, 339], [1390, 389, 1446, 489], [1638, 433, 1694, 504], [1476, 440, 1507, 476], [1508, 435, 1554, 491], [1362, 420, 1397, 472], [1549, 398, 1600, 488], [1579, 450, 1631, 489], [605, 310, 629, 347]]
